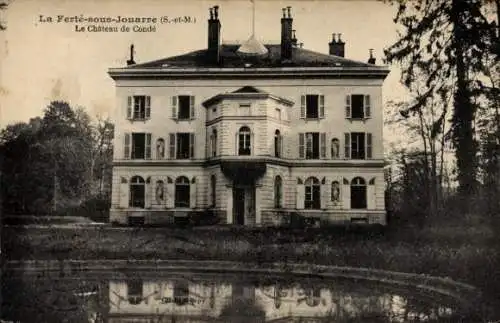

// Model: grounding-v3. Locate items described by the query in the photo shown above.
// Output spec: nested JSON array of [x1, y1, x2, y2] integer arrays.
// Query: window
[[127, 96, 151, 120], [177, 133, 191, 159], [210, 175, 216, 207], [172, 95, 195, 120], [124, 133, 152, 159], [211, 129, 218, 157], [274, 130, 282, 158], [344, 133, 372, 159], [300, 94, 325, 119], [351, 132, 365, 159], [275, 108, 281, 120], [346, 94, 371, 119], [173, 281, 189, 306], [127, 280, 143, 305], [130, 176, 145, 208], [298, 133, 326, 159], [274, 176, 283, 208], [350, 177, 367, 209], [238, 126, 251, 156], [306, 133, 319, 159], [168, 133, 195, 159], [175, 176, 190, 208], [304, 177, 320, 209], [305, 288, 321, 307]]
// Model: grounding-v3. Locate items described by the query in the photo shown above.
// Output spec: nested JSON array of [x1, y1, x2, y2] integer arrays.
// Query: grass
[[3, 215, 500, 319]]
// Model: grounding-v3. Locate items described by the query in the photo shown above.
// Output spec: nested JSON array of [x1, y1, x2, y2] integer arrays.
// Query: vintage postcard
[[1, 0, 498, 322]]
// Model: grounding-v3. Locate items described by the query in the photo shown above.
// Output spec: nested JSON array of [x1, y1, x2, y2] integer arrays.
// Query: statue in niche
[[331, 181, 340, 203], [331, 138, 340, 159], [156, 138, 165, 159], [155, 181, 164, 203]]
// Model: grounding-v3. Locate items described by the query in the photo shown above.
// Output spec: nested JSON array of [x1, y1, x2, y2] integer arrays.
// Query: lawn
[[3, 216, 500, 319]]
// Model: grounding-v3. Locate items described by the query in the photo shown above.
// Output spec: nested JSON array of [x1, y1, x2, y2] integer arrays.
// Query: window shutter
[[145, 96, 151, 119], [145, 133, 152, 159], [189, 178, 197, 208], [319, 95, 325, 118], [364, 95, 371, 118], [235, 132, 238, 155], [119, 177, 129, 208], [298, 133, 305, 159], [366, 133, 373, 159], [320, 133, 326, 158], [190, 96, 195, 119], [296, 184, 305, 209], [344, 133, 351, 159], [300, 95, 306, 119], [189, 133, 195, 158], [320, 181, 328, 209], [343, 179, 351, 210], [206, 129, 210, 158], [127, 96, 132, 120], [279, 135, 283, 158], [172, 96, 178, 119], [367, 181, 376, 209], [145, 177, 152, 208], [124, 133, 131, 159], [345, 95, 351, 118], [169, 133, 176, 159], [166, 179, 175, 208]]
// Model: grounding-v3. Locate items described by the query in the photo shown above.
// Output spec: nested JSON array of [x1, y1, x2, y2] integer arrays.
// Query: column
[[226, 183, 233, 224], [255, 184, 262, 225]]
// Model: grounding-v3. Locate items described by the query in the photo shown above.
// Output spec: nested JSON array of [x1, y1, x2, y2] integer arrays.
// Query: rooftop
[[123, 44, 383, 70]]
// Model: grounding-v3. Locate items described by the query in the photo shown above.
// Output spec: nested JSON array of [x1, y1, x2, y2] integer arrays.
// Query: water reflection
[[1, 269, 467, 323]]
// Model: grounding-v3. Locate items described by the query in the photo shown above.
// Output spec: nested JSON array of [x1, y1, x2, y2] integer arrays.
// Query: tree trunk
[[452, 0, 476, 209]]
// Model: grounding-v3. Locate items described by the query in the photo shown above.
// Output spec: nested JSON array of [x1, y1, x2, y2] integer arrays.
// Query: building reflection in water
[[106, 276, 455, 323]]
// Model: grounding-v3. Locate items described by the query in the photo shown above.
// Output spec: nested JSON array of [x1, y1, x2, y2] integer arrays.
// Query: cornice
[[113, 157, 386, 168], [108, 67, 390, 81]]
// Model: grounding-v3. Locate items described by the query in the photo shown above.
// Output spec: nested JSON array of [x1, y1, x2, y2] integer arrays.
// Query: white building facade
[[108, 6, 390, 226]]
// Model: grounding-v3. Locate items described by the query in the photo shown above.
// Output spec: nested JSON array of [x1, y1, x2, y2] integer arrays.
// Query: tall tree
[[384, 0, 497, 207], [0, 1, 8, 31]]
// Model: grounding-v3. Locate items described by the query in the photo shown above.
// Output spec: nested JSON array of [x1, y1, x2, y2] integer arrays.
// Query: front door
[[233, 187, 245, 225]]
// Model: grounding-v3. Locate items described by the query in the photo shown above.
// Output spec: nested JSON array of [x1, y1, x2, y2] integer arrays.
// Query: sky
[[0, 0, 407, 131]]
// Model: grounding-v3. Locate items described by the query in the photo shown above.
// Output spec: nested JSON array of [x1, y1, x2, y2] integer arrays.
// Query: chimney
[[126, 44, 135, 66], [280, 6, 293, 60], [291, 29, 298, 47], [368, 49, 376, 64], [328, 33, 345, 57], [207, 6, 221, 65]]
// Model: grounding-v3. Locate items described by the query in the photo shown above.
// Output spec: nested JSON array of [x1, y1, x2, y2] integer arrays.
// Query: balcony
[[220, 157, 267, 182]]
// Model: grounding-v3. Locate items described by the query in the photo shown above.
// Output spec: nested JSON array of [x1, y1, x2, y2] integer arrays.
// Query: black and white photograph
[[0, 0, 499, 322]]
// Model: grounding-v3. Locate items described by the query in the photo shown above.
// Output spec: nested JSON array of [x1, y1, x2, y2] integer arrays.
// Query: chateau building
[[108, 5, 390, 226]]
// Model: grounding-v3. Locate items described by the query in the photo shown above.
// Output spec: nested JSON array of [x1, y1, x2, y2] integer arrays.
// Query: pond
[[1, 265, 482, 323]]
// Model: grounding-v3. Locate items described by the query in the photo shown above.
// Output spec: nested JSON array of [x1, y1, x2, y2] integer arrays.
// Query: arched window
[[175, 176, 190, 208], [156, 138, 165, 159], [210, 175, 216, 207], [350, 177, 367, 209], [211, 129, 218, 157], [274, 176, 283, 208], [238, 126, 251, 155], [305, 288, 321, 307], [274, 130, 282, 158], [304, 177, 320, 209], [331, 138, 340, 159], [130, 176, 145, 208]]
